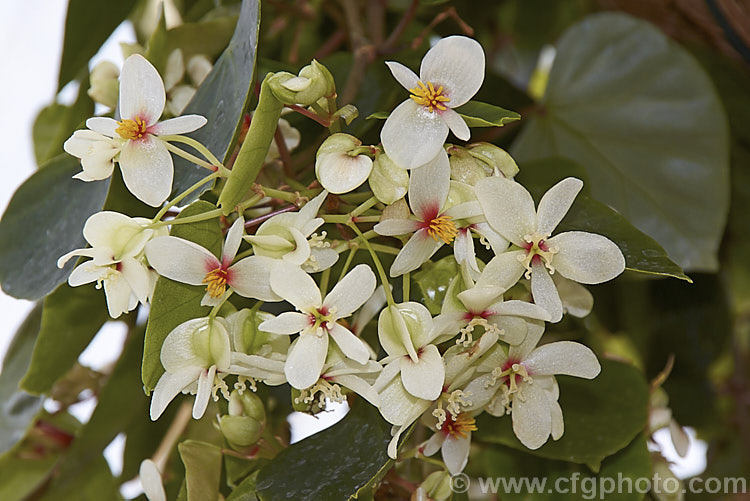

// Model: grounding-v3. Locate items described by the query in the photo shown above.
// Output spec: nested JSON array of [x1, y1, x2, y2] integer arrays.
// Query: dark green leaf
[[480, 434, 651, 500], [0, 155, 109, 300], [256, 402, 394, 500], [171, 0, 260, 202], [20, 283, 108, 395], [454, 101, 521, 127], [179, 440, 223, 501], [0, 305, 43, 454], [43, 456, 123, 501], [142, 201, 222, 390], [227, 471, 259, 501], [58, 0, 137, 90], [475, 359, 649, 470], [517, 158, 689, 281], [511, 12, 729, 271]]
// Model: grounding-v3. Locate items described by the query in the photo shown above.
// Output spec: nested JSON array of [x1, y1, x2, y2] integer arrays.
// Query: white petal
[[298, 190, 328, 228], [373, 218, 420, 236], [305, 247, 339, 273], [536, 178, 582, 236], [471, 222, 510, 254], [103, 273, 136, 318], [315, 152, 373, 194], [323, 264, 376, 318], [330, 374, 379, 406], [490, 315, 528, 345], [548, 232, 626, 284], [531, 260, 563, 323], [399, 344, 444, 400], [120, 54, 166, 124], [284, 333, 328, 390], [149, 366, 202, 420], [670, 420, 690, 457], [509, 320, 545, 362], [281, 228, 311, 265], [378, 376, 430, 426], [139, 460, 166, 501], [86, 117, 119, 137], [150, 115, 207, 136], [228, 256, 283, 301], [385, 61, 420, 91], [513, 383, 552, 450], [328, 323, 370, 364], [146, 236, 218, 285], [553, 274, 594, 318], [119, 137, 173, 207], [120, 257, 152, 304], [222, 216, 245, 263], [258, 312, 309, 334], [161, 318, 211, 371], [462, 373, 500, 411], [475, 177, 536, 247], [193, 365, 216, 419], [490, 300, 551, 322], [381, 99, 448, 169], [378, 305, 417, 360], [440, 108, 470, 141], [419, 36, 485, 107], [524, 341, 601, 378], [549, 395, 564, 441], [442, 434, 471, 475], [269, 261, 321, 310], [475, 250, 526, 291], [389, 230, 442, 277], [423, 432, 446, 457], [431, 311, 467, 339], [408, 148, 450, 219], [456, 286, 503, 314]]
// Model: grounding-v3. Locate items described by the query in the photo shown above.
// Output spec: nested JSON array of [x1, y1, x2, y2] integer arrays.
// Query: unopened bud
[[268, 60, 335, 106], [315, 133, 373, 194], [416, 471, 452, 500], [369, 153, 409, 204], [447, 145, 489, 185], [88, 61, 120, 109], [466, 142, 519, 179]]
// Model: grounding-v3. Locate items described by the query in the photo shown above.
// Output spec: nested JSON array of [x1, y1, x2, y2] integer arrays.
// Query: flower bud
[[88, 61, 120, 109], [415, 470, 452, 500], [268, 60, 335, 106], [369, 153, 409, 204], [378, 302, 433, 361], [220, 390, 265, 452], [447, 145, 489, 185], [315, 133, 373, 194], [466, 142, 519, 179]]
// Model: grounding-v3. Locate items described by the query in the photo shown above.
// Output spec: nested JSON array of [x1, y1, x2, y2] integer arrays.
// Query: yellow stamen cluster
[[426, 215, 458, 244], [409, 80, 450, 112], [518, 232, 559, 279], [202, 268, 228, 298], [115, 117, 148, 140], [444, 413, 478, 439]]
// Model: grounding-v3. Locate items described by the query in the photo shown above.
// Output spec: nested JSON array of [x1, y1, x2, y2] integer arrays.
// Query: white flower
[[374, 149, 481, 276], [258, 263, 376, 389], [139, 459, 166, 501], [57, 211, 163, 318], [464, 322, 601, 449], [150, 317, 232, 420], [145, 217, 280, 305], [475, 177, 625, 322], [315, 134, 373, 194], [65, 54, 208, 206], [422, 412, 477, 475], [381, 36, 485, 169], [244, 190, 338, 272]]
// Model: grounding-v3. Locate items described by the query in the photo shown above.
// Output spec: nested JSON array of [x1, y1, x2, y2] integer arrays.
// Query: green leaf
[[20, 283, 108, 395], [171, 0, 260, 202], [41, 331, 144, 497], [511, 12, 729, 271], [0, 305, 43, 454], [479, 434, 651, 500], [0, 155, 110, 300], [454, 101, 521, 127], [412, 255, 458, 315], [474, 359, 649, 470], [58, 0, 137, 90], [142, 201, 223, 390], [256, 402, 394, 500], [179, 441, 223, 501], [227, 471, 259, 501], [367, 101, 521, 128], [517, 158, 690, 281]]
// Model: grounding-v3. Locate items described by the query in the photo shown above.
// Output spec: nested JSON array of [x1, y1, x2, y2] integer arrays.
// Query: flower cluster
[[60, 36, 626, 484]]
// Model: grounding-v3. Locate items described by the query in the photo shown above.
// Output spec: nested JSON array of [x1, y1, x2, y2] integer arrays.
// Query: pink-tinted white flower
[[381, 36, 485, 169], [475, 177, 625, 322]]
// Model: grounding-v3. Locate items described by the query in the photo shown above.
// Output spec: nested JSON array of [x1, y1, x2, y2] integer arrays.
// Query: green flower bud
[[447, 145, 490, 185], [88, 61, 120, 109], [268, 60, 335, 106], [466, 142, 519, 179], [317, 133, 361, 155], [220, 390, 266, 453], [228, 389, 266, 423], [418, 470, 453, 500], [369, 153, 409, 204]]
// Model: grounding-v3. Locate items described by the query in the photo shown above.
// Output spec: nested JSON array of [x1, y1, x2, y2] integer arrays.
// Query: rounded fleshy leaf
[[120, 54, 166, 124], [389, 230, 443, 277], [118, 137, 173, 207], [399, 344, 444, 400], [258, 311, 309, 335], [328, 323, 370, 364], [269, 261, 321, 310], [536, 177, 583, 236], [512, 382, 552, 450], [149, 115, 207, 136], [284, 332, 328, 390], [316, 152, 373, 195], [381, 99, 449, 169], [419, 36, 485, 108], [408, 148, 450, 219], [149, 366, 203, 420], [386, 61, 420, 91], [475, 177, 537, 247], [530, 260, 563, 323], [524, 341, 601, 378], [442, 434, 471, 475], [440, 108, 470, 141], [323, 264, 376, 318], [548, 231, 626, 284], [228, 256, 283, 301], [146, 236, 218, 286]]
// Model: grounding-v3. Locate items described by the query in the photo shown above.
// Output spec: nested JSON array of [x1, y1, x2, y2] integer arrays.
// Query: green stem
[[338, 247, 358, 282], [348, 223, 394, 305], [351, 215, 381, 223], [209, 289, 234, 319], [319, 268, 331, 296], [259, 186, 299, 203], [350, 196, 378, 217], [152, 172, 221, 223], [233, 248, 254, 261], [403, 272, 410, 302], [160, 134, 223, 167], [150, 208, 225, 229], [370, 243, 399, 255], [326, 95, 341, 133], [162, 141, 217, 171]]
